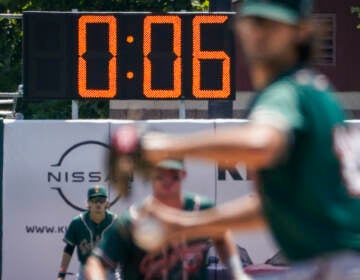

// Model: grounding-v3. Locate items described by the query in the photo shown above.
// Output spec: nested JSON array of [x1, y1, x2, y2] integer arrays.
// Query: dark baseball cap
[[88, 185, 107, 199], [156, 159, 185, 171], [238, 0, 313, 25]]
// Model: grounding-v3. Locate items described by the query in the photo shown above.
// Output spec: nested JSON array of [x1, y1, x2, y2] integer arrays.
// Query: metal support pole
[[179, 99, 186, 119], [72, 100, 79, 119], [71, 8, 79, 120]]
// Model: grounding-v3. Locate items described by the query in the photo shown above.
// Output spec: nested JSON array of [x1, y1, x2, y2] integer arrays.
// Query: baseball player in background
[[85, 159, 249, 280], [111, 0, 360, 279], [56, 186, 117, 280]]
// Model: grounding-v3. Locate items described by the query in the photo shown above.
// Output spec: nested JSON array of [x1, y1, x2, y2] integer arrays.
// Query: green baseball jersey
[[93, 193, 213, 280], [248, 66, 360, 260], [64, 210, 116, 264]]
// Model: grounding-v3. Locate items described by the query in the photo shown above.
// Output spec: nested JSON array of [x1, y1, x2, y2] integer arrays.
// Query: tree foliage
[[350, 6, 360, 29], [0, 0, 208, 119]]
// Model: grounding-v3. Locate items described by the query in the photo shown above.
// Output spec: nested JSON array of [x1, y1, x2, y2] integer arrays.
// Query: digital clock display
[[23, 11, 235, 100]]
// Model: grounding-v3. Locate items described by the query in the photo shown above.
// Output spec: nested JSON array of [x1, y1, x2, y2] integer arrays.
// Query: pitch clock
[[23, 11, 235, 100]]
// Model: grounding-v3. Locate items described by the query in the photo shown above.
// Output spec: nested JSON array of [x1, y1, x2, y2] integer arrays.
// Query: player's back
[[251, 66, 360, 260]]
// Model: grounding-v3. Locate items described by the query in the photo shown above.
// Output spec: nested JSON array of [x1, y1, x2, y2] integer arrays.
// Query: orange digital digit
[[78, 15, 117, 98], [192, 15, 230, 98], [143, 15, 181, 98]]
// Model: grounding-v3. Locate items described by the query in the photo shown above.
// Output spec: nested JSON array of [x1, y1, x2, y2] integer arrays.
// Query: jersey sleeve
[[184, 193, 214, 211], [249, 82, 305, 133], [92, 216, 131, 269], [198, 196, 215, 210], [63, 218, 77, 246]]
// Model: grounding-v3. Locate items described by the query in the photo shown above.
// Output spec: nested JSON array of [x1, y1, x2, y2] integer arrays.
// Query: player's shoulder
[[115, 206, 136, 226], [70, 211, 87, 223], [114, 198, 152, 226], [65, 212, 88, 230], [261, 67, 333, 103], [261, 72, 299, 102], [288, 67, 333, 93], [105, 210, 117, 219], [183, 193, 214, 211]]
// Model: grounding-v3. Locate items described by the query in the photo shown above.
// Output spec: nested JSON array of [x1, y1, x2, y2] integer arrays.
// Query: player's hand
[[109, 124, 155, 197], [109, 124, 176, 197], [132, 198, 192, 251]]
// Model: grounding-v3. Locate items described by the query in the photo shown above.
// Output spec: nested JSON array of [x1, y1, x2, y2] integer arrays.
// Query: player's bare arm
[[143, 123, 288, 170], [57, 252, 72, 280], [212, 231, 251, 280], [145, 193, 266, 247], [84, 256, 107, 280]]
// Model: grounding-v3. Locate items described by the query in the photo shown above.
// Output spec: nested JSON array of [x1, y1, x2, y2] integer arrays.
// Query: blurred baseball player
[[85, 159, 249, 280], [56, 186, 117, 280], [110, 0, 360, 279]]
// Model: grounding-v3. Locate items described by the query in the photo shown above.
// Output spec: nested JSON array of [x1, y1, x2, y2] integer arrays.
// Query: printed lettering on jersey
[[139, 241, 209, 278], [79, 238, 93, 255], [333, 125, 360, 197]]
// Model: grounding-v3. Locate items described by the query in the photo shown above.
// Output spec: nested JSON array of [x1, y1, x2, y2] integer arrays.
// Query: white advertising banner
[[2, 119, 279, 279], [3, 120, 112, 280]]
